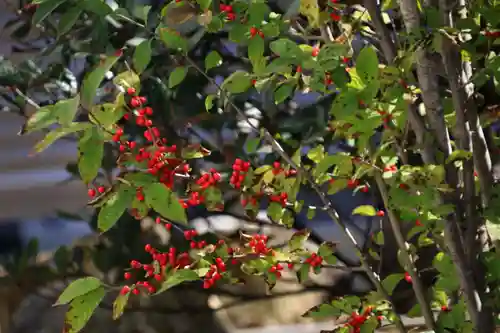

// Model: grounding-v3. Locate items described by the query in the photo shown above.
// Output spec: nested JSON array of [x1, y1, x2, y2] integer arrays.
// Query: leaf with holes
[[157, 269, 199, 293], [81, 55, 120, 109], [168, 66, 188, 88], [33, 0, 67, 25], [134, 39, 152, 73], [356, 47, 379, 84], [78, 126, 104, 183], [112, 292, 129, 320], [64, 286, 105, 333], [56, 277, 102, 305], [97, 184, 135, 232], [352, 205, 377, 216], [222, 71, 253, 94], [144, 183, 187, 223], [205, 51, 223, 71]]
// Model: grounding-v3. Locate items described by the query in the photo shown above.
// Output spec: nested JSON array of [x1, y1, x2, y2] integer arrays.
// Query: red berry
[[127, 87, 136, 95], [312, 47, 320, 57], [97, 186, 106, 193], [145, 244, 152, 252], [124, 272, 132, 280], [132, 288, 140, 295], [120, 286, 130, 295], [404, 272, 412, 283], [250, 27, 258, 37], [88, 189, 96, 197], [376, 210, 385, 217]]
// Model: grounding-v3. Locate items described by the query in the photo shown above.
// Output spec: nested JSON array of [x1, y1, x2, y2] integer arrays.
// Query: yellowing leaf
[[299, 0, 320, 28], [352, 205, 377, 216]]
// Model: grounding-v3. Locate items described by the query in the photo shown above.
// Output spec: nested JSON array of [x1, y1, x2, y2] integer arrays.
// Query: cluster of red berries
[[203, 257, 227, 289], [248, 234, 272, 255], [269, 192, 288, 207], [485, 31, 500, 38], [241, 195, 258, 207], [268, 263, 284, 278], [305, 252, 323, 268], [220, 4, 236, 21], [383, 165, 398, 173], [120, 244, 192, 296], [155, 217, 173, 230], [230, 159, 251, 189], [249, 27, 264, 38], [344, 307, 382, 333], [87, 185, 106, 198], [196, 168, 222, 189]]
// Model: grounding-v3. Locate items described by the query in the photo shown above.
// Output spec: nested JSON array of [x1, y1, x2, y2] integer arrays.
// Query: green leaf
[[158, 26, 188, 52], [90, 103, 124, 129], [297, 263, 310, 283], [157, 269, 199, 293], [23, 95, 80, 133], [57, 6, 82, 37], [262, 170, 275, 184], [248, 36, 265, 65], [359, 317, 379, 333], [289, 229, 310, 251], [97, 184, 135, 232], [352, 205, 377, 216], [445, 149, 473, 163], [144, 183, 187, 223], [78, 126, 104, 183], [245, 137, 260, 153], [356, 46, 379, 83], [56, 277, 102, 305], [113, 71, 140, 90], [254, 165, 272, 174], [133, 40, 152, 73], [64, 286, 105, 333], [168, 66, 188, 88], [112, 292, 129, 320], [205, 51, 223, 71], [303, 303, 341, 319], [269, 38, 302, 58], [274, 82, 295, 104], [205, 94, 215, 111], [381, 273, 404, 295], [222, 71, 253, 94], [81, 55, 120, 109], [267, 201, 284, 221], [196, 0, 212, 10], [33, 0, 67, 26], [306, 145, 324, 163], [34, 122, 91, 153]]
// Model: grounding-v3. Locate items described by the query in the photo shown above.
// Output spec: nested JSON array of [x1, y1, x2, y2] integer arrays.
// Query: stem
[[183, 56, 408, 333], [373, 161, 437, 330]]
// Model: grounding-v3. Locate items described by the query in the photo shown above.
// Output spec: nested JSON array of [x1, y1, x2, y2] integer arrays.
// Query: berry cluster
[[87, 185, 106, 198], [269, 192, 288, 208], [120, 244, 192, 296], [305, 252, 323, 268], [268, 263, 284, 278], [220, 4, 235, 21], [203, 257, 227, 289], [196, 168, 222, 189], [249, 27, 264, 38], [248, 234, 272, 255], [344, 307, 382, 333], [230, 159, 251, 189]]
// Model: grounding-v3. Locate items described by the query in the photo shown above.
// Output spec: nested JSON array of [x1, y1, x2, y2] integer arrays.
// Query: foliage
[[2, 0, 500, 332]]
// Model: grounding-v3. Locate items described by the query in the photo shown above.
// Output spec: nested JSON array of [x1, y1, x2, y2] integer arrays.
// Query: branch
[[373, 164, 437, 330]]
